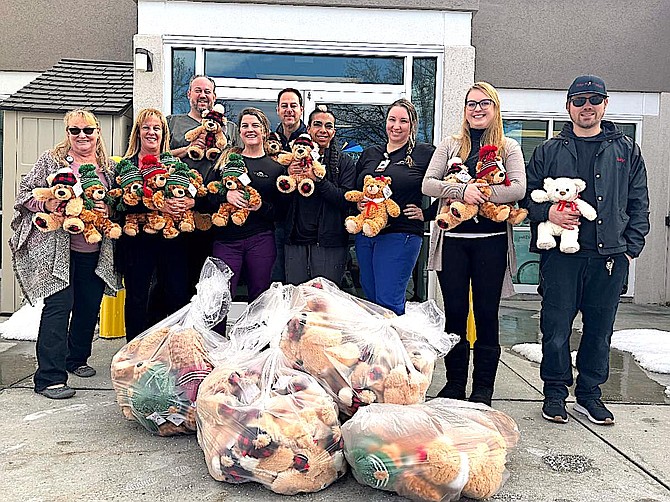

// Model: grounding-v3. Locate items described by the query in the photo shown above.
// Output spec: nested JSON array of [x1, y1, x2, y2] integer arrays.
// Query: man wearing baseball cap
[[522, 75, 650, 425]]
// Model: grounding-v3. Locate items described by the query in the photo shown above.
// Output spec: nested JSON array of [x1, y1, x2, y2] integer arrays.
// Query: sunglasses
[[68, 126, 97, 136], [570, 95, 605, 107], [465, 99, 494, 111]]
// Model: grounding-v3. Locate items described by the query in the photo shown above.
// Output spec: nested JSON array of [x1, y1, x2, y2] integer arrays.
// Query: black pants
[[34, 251, 105, 392], [539, 250, 629, 401], [120, 233, 192, 341], [284, 244, 348, 286], [436, 234, 508, 347]]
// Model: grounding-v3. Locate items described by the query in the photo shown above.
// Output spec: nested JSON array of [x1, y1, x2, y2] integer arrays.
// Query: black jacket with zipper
[[522, 120, 649, 258]]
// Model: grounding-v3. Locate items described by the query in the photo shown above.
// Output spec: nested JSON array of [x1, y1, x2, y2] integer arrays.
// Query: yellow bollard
[[466, 285, 477, 347], [99, 288, 126, 339]]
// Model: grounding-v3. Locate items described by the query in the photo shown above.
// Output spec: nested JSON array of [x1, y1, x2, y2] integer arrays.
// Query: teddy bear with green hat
[[77, 163, 122, 243], [207, 152, 261, 226]]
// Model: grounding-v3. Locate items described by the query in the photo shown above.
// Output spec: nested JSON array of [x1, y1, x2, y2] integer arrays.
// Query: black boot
[[437, 338, 470, 400], [469, 343, 501, 406]]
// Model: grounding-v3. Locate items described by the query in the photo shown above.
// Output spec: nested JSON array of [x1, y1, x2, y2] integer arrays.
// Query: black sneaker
[[574, 399, 615, 425], [69, 365, 96, 378], [37, 384, 76, 400], [542, 398, 568, 423]]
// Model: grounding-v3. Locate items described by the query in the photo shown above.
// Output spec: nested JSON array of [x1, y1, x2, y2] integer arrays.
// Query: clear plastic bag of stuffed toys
[[341, 399, 520, 501], [196, 348, 346, 494], [111, 257, 233, 436], [228, 277, 459, 416]]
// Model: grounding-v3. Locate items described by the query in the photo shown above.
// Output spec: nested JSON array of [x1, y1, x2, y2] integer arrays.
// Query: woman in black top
[[353, 98, 435, 315], [205, 108, 284, 308]]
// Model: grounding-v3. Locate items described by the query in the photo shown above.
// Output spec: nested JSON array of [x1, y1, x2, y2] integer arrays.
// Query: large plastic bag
[[196, 348, 346, 494], [341, 399, 520, 501], [111, 257, 233, 436], [229, 277, 458, 416]]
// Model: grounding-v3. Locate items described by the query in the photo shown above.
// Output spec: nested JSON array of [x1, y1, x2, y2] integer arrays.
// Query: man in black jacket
[[523, 75, 649, 426], [282, 105, 356, 285]]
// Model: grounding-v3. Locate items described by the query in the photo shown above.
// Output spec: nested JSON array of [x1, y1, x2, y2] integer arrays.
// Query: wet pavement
[[0, 298, 669, 501]]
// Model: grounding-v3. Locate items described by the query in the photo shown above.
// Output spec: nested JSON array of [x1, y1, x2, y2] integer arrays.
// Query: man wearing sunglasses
[[523, 75, 649, 426]]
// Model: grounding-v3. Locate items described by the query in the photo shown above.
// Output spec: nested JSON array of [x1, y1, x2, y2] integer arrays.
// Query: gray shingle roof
[[0, 58, 133, 114]]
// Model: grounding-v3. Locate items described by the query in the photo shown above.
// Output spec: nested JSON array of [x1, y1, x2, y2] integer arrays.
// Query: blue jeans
[[34, 251, 105, 392], [355, 232, 422, 315], [539, 250, 629, 401]]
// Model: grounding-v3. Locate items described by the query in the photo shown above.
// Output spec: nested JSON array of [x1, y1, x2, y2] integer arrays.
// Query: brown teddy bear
[[31, 167, 85, 234], [434, 157, 491, 231], [77, 163, 122, 243], [207, 153, 262, 226], [107, 159, 147, 236], [344, 174, 401, 237], [136, 154, 168, 234], [196, 354, 346, 495], [475, 145, 528, 225], [276, 134, 326, 197], [151, 160, 202, 238], [265, 131, 283, 160], [184, 103, 228, 161]]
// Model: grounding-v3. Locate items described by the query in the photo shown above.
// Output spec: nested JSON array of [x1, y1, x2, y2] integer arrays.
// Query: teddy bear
[[111, 326, 215, 436], [475, 145, 528, 225], [77, 163, 122, 244], [530, 176, 597, 253], [184, 103, 228, 161], [207, 153, 262, 226], [196, 354, 346, 494], [31, 167, 85, 235], [151, 160, 205, 238], [276, 133, 326, 197], [160, 152, 212, 231], [107, 159, 147, 236], [136, 154, 168, 234], [344, 174, 401, 237], [265, 131, 283, 160], [434, 157, 490, 231]]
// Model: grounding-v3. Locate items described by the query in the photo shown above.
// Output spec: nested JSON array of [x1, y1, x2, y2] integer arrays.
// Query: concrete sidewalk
[[0, 300, 669, 501]]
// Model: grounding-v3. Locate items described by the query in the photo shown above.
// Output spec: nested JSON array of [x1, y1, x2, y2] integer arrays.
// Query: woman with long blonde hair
[[422, 82, 526, 406], [9, 108, 119, 399]]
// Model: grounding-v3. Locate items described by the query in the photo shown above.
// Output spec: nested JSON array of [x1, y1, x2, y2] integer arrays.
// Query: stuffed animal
[[77, 164, 122, 243], [530, 176, 597, 253], [207, 153, 262, 226], [276, 134, 326, 197], [161, 152, 212, 231], [196, 355, 346, 495], [184, 103, 228, 161], [111, 327, 215, 436], [136, 154, 168, 234], [31, 167, 85, 234], [344, 174, 401, 237], [152, 160, 201, 238], [475, 145, 528, 224], [434, 157, 490, 231], [107, 159, 146, 236], [265, 132, 283, 160]]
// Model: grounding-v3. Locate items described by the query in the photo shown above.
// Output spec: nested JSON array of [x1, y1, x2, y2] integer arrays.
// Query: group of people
[[11, 73, 649, 430]]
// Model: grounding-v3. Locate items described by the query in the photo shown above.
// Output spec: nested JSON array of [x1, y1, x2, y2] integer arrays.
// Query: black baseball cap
[[567, 75, 608, 98]]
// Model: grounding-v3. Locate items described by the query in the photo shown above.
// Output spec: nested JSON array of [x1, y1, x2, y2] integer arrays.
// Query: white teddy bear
[[530, 177, 597, 253]]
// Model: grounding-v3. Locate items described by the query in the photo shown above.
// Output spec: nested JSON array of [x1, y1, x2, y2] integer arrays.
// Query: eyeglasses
[[570, 95, 605, 107], [68, 127, 97, 136], [465, 99, 494, 111], [310, 120, 334, 130]]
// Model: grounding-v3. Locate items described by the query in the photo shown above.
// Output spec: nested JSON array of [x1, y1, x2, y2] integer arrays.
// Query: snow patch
[[0, 301, 42, 341]]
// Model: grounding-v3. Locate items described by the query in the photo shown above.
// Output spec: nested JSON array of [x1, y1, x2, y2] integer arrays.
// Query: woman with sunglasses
[[117, 108, 194, 341], [353, 98, 435, 315], [9, 109, 119, 399], [422, 82, 526, 406]]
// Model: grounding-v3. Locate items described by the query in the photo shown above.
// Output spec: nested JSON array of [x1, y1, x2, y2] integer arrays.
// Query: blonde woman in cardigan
[[422, 82, 526, 406]]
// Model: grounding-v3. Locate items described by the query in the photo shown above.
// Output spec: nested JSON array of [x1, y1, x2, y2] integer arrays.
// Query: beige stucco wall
[[635, 92, 670, 304], [132, 35, 165, 116]]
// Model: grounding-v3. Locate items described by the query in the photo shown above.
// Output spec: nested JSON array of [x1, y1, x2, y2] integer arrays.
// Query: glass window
[[204, 51, 404, 84], [412, 57, 437, 144], [318, 103, 387, 158], [512, 228, 540, 285], [171, 49, 196, 114], [553, 120, 637, 140], [217, 99, 280, 131], [503, 119, 548, 166]]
